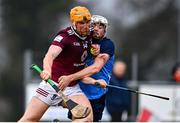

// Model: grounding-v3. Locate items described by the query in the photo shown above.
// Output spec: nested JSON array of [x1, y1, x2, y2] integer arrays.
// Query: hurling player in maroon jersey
[[58, 15, 114, 122], [19, 6, 102, 122]]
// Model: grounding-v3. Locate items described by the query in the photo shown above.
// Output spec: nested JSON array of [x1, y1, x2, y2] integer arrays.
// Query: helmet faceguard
[[91, 15, 108, 30]]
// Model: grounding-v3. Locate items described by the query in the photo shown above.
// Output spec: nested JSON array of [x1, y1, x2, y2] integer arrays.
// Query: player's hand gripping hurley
[[31, 64, 90, 119]]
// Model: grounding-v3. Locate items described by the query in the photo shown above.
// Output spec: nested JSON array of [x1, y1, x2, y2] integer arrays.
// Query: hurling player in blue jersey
[[80, 15, 115, 121], [59, 15, 115, 121]]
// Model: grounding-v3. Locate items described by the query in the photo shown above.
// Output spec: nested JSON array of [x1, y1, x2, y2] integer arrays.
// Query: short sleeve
[[100, 39, 115, 57]]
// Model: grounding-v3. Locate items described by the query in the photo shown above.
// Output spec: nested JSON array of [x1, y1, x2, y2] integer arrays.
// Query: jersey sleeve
[[100, 39, 115, 57], [51, 33, 69, 49]]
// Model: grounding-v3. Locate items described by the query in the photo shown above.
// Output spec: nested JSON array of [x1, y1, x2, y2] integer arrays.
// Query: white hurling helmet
[[91, 15, 108, 29]]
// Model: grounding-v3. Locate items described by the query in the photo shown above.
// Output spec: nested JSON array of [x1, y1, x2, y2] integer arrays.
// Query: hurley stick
[[95, 82, 169, 100]]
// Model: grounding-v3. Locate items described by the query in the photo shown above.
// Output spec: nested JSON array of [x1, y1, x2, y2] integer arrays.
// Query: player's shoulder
[[57, 26, 75, 37], [54, 26, 75, 42], [101, 37, 114, 47], [102, 37, 114, 43]]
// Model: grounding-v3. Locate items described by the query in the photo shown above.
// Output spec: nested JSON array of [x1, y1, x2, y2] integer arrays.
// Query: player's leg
[[63, 84, 93, 122], [19, 81, 63, 122], [18, 97, 49, 122], [69, 94, 93, 122], [90, 94, 106, 122]]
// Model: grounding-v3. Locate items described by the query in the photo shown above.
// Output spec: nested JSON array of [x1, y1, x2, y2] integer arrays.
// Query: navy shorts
[[68, 94, 106, 122]]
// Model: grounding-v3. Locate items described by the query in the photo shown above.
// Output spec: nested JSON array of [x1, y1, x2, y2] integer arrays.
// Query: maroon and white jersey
[[51, 26, 92, 86]]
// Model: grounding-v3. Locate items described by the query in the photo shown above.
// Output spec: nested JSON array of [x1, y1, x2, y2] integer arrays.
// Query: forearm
[[81, 77, 97, 85], [81, 77, 107, 89], [68, 65, 100, 82], [43, 54, 54, 74]]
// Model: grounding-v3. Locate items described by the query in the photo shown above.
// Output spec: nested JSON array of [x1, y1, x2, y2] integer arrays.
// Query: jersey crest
[[54, 35, 63, 42]]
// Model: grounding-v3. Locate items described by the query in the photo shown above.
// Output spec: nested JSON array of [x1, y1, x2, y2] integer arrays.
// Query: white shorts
[[34, 81, 84, 106]]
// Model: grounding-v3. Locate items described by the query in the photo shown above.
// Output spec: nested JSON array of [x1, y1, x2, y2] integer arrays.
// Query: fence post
[[23, 50, 33, 109]]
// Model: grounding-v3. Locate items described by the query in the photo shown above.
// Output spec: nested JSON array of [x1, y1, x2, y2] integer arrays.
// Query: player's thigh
[[69, 94, 92, 109], [19, 97, 49, 122], [69, 94, 93, 121]]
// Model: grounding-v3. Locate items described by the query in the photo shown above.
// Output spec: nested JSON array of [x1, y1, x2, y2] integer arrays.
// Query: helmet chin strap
[[103, 32, 107, 38], [72, 22, 82, 36], [103, 25, 107, 38]]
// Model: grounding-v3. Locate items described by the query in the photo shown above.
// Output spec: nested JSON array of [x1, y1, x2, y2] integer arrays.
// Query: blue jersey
[[79, 37, 115, 100]]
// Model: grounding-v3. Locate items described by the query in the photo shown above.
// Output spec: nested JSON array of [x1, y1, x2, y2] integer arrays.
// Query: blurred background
[[0, 0, 180, 122]]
